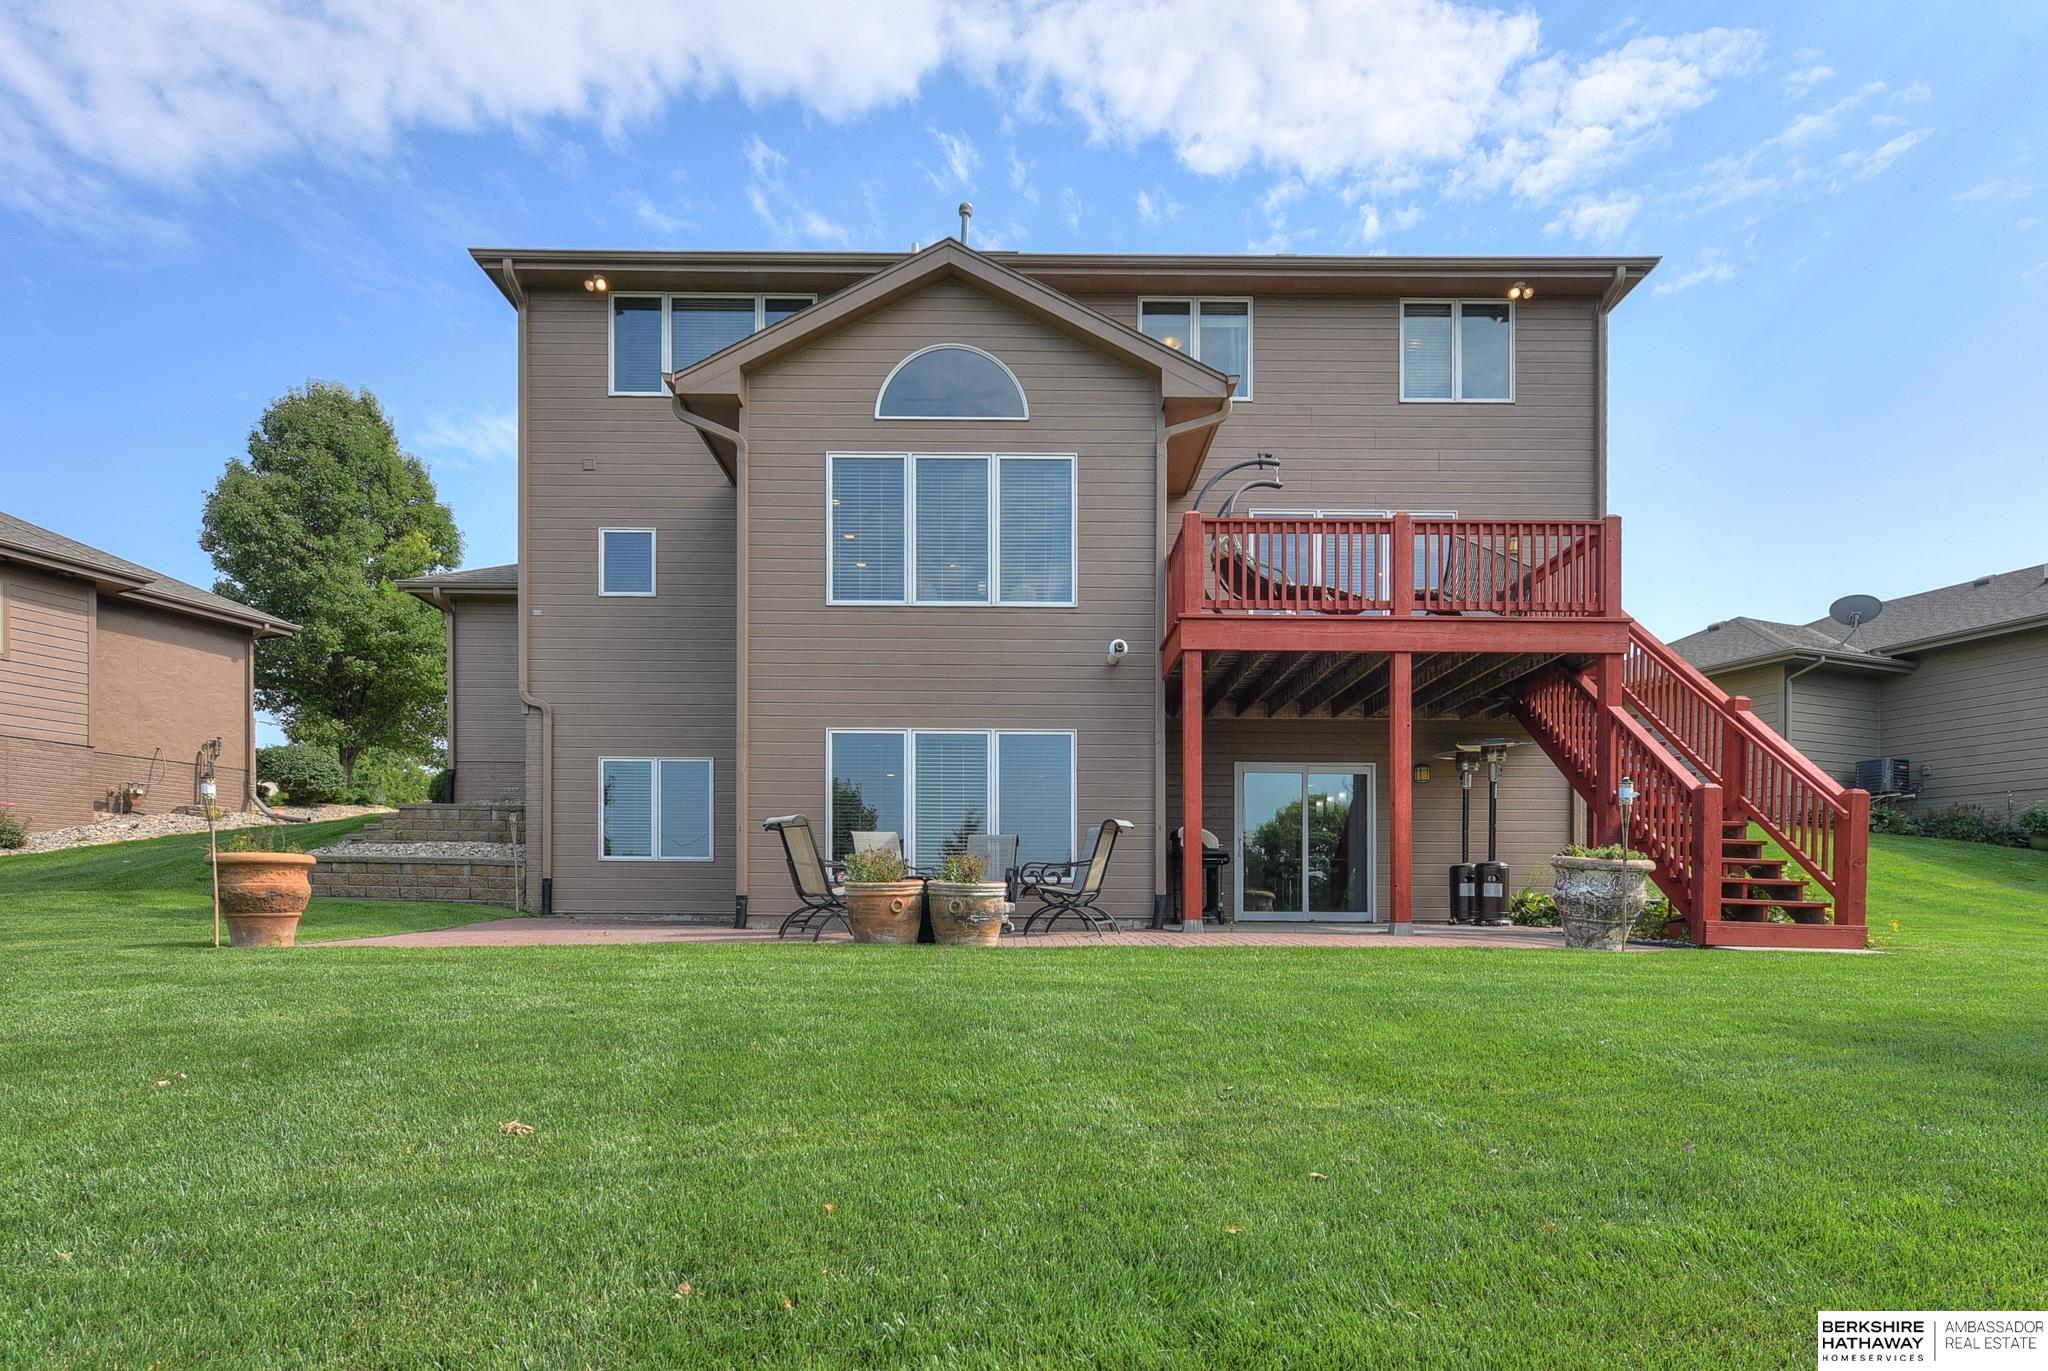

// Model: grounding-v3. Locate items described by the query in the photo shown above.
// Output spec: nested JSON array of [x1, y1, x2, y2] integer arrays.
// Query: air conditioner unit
[[1855, 757, 1913, 795]]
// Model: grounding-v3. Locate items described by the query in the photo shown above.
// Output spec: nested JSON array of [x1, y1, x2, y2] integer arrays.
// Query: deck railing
[[1167, 512, 1619, 634]]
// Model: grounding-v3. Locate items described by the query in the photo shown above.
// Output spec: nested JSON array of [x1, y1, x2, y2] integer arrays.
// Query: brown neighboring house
[[1670, 564, 2048, 818], [0, 510, 295, 830], [406, 237, 1870, 947]]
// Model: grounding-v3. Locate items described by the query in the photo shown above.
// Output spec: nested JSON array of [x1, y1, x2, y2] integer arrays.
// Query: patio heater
[[1440, 747, 1482, 922], [1472, 738, 1524, 925]]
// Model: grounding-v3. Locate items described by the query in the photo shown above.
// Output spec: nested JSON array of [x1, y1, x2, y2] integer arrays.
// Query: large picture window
[[600, 757, 714, 861], [611, 293, 815, 394], [827, 729, 1075, 868], [1139, 297, 1252, 399], [1400, 300, 1513, 402], [829, 453, 1076, 606]]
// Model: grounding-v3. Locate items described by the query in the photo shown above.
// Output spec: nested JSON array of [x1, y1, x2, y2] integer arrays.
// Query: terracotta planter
[[1550, 856, 1656, 951], [208, 851, 318, 947], [926, 880, 1009, 945], [844, 879, 925, 944], [2030, 834, 2048, 852]]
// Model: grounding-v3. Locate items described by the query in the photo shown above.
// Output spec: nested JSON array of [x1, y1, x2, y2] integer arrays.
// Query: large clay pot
[[1550, 856, 1655, 951], [208, 851, 317, 947], [926, 881, 1009, 945], [844, 879, 925, 944], [2031, 834, 2048, 852]]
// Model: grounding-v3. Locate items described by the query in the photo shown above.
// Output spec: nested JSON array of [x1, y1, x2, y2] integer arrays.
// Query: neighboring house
[[397, 564, 523, 804], [408, 238, 1865, 947], [1671, 564, 2048, 819], [0, 510, 295, 831]]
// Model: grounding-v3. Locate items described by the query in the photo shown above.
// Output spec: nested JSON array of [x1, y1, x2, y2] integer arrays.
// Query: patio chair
[[762, 815, 848, 941], [965, 832, 1021, 933], [851, 830, 919, 874], [1015, 819, 1134, 936]]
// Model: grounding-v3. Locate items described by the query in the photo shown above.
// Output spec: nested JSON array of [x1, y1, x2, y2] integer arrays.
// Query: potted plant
[[208, 826, 318, 947], [1549, 843, 1656, 950], [2021, 803, 2048, 853], [839, 846, 924, 944], [926, 850, 1008, 946]]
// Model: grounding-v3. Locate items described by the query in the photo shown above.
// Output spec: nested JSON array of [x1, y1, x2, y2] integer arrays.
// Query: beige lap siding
[[524, 287, 738, 915], [0, 567, 91, 749], [743, 279, 1162, 920], [1165, 717, 1574, 923], [1786, 668, 1883, 786], [1880, 627, 2048, 815], [448, 599, 526, 803], [1712, 663, 1787, 737]]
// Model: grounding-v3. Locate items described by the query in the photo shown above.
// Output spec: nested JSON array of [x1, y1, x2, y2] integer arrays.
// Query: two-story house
[[404, 239, 1870, 948]]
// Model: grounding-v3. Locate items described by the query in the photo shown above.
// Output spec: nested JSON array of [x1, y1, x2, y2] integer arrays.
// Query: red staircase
[[1514, 622, 1870, 950]]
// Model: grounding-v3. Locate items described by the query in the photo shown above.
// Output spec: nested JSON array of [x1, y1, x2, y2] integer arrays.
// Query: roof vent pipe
[[958, 202, 973, 245]]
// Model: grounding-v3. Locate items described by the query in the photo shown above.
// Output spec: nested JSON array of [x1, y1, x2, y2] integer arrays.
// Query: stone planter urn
[[208, 851, 318, 947], [1550, 855, 1656, 951], [844, 879, 926, 944], [926, 880, 1009, 945]]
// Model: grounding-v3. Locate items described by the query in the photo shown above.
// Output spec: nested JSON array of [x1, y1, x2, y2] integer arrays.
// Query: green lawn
[[2, 829, 2044, 1367]]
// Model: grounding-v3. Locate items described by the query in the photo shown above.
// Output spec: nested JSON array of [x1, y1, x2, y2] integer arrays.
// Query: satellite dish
[[1828, 593, 1883, 647], [1829, 594, 1883, 627]]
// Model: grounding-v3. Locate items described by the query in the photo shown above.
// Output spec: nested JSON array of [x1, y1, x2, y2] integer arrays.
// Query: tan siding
[[449, 599, 526, 802], [1787, 668, 1882, 786], [1076, 293, 1600, 520], [0, 567, 91, 747], [90, 600, 251, 813], [744, 279, 1162, 919], [1166, 717, 1574, 923], [1881, 628, 2048, 815], [1711, 663, 1786, 736], [526, 287, 737, 914]]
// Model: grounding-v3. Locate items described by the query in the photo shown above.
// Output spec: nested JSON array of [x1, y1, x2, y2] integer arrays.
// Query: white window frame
[[1398, 298, 1515, 404], [607, 291, 818, 397], [824, 727, 1077, 867], [1248, 507, 1457, 599], [597, 527, 658, 597], [1138, 296, 1254, 401], [825, 452, 1078, 608], [874, 344, 1030, 421], [598, 756, 715, 862]]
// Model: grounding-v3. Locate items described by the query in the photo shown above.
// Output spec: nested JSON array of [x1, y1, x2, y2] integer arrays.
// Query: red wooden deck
[[1160, 512, 1871, 951]]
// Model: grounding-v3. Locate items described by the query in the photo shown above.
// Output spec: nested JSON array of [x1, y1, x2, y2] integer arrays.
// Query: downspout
[[430, 587, 456, 797], [1783, 655, 1828, 748], [502, 257, 555, 911]]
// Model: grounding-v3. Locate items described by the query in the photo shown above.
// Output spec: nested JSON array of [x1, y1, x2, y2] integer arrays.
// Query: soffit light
[[584, 275, 609, 292], [1506, 281, 1532, 300]]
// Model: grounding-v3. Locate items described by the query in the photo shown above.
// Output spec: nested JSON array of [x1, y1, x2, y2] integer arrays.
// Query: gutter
[[502, 256, 555, 910]]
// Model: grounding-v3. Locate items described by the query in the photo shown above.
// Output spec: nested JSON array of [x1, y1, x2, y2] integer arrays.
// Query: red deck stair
[[1514, 623, 1870, 950]]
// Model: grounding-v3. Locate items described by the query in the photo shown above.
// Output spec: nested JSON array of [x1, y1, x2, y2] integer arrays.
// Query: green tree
[[201, 382, 462, 781]]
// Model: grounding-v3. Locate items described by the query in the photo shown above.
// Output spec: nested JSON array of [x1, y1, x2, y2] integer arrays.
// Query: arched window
[[875, 345, 1028, 420]]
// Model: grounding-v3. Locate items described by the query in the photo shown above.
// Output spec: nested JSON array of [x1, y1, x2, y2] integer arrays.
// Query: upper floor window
[[1400, 300, 1513, 403], [611, 293, 815, 395], [1139, 298, 1252, 399], [829, 453, 1075, 606], [875, 345, 1028, 420], [599, 528, 656, 596]]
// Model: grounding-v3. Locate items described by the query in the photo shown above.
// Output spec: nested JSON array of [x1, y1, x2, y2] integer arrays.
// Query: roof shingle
[[0, 509, 294, 634]]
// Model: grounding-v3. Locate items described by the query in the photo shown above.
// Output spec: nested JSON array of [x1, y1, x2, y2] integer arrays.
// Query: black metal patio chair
[[762, 815, 848, 941], [1015, 819, 1133, 936]]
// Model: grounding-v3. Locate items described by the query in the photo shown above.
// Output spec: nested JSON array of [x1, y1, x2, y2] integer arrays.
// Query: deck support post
[[1593, 653, 1624, 846], [1180, 653, 1205, 932], [1388, 650, 1413, 931]]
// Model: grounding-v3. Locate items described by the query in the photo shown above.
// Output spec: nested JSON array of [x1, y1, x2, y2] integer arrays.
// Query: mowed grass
[[1, 830, 2044, 1367]]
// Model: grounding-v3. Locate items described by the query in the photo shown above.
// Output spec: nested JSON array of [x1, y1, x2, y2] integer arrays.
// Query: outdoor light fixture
[[1507, 281, 1531, 300], [1412, 763, 1432, 784], [584, 275, 609, 292], [1617, 775, 1638, 841], [1106, 638, 1130, 666]]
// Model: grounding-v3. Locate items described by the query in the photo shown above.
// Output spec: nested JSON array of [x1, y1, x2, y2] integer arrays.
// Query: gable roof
[[0, 509, 295, 636], [661, 238, 1237, 493], [397, 563, 519, 601], [1670, 561, 2048, 673]]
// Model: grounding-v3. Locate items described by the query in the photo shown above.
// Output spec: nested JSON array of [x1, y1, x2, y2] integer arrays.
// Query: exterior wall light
[[1507, 281, 1532, 300], [1412, 763, 1432, 784], [584, 275, 609, 293]]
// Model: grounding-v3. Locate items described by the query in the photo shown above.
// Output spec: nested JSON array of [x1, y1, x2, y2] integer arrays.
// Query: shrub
[[2020, 802, 2048, 839], [1866, 801, 2028, 848], [353, 748, 434, 805], [1632, 896, 1689, 943], [1509, 885, 1558, 926], [428, 768, 455, 804], [1559, 843, 1648, 862], [0, 801, 29, 849], [936, 851, 988, 884], [256, 744, 347, 805], [841, 847, 907, 883], [1870, 803, 1918, 835]]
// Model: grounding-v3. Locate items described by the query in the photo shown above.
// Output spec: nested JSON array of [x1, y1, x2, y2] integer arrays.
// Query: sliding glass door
[[1235, 763, 1375, 922]]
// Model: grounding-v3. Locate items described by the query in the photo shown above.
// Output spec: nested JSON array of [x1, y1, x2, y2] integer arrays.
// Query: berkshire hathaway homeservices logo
[[1818, 1312, 2045, 1367]]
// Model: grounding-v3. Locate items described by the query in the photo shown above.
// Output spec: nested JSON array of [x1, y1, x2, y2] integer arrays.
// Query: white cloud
[[1784, 63, 1833, 98], [627, 190, 694, 235], [743, 134, 852, 246], [1544, 190, 1641, 243], [1835, 130, 1928, 181], [1134, 187, 1180, 227], [924, 126, 978, 191], [1006, 147, 1038, 202], [1652, 257, 1735, 296], [1058, 185, 1082, 231], [413, 408, 516, 468], [0, 0, 1773, 237], [1953, 179, 2030, 204]]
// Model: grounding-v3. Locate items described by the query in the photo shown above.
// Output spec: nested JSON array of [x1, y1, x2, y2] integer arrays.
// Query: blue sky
[[3, 0, 2044, 724]]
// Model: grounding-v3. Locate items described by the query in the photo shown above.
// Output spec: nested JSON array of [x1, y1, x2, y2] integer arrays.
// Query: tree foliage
[[202, 382, 462, 780]]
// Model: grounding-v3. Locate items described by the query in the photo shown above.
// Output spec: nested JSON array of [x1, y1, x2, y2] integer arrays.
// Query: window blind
[[658, 759, 713, 860], [671, 297, 757, 370], [763, 297, 810, 326], [998, 732, 1075, 865], [913, 732, 989, 870], [914, 457, 990, 602], [832, 457, 906, 601], [1458, 303, 1512, 399], [601, 760, 654, 858], [601, 530, 655, 595], [1401, 303, 1454, 399], [612, 297, 663, 392], [997, 459, 1074, 603]]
